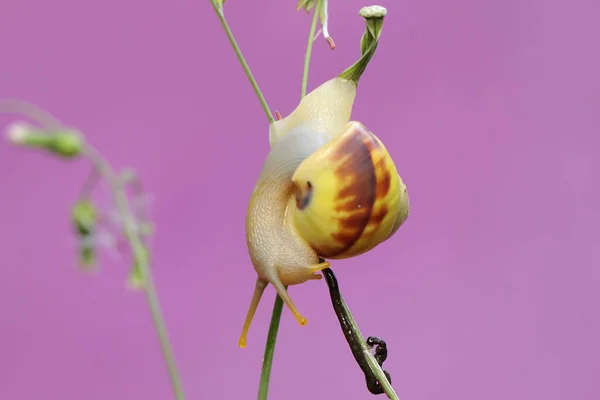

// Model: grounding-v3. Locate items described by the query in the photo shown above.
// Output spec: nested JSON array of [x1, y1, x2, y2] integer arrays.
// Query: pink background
[[1, 0, 598, 399]]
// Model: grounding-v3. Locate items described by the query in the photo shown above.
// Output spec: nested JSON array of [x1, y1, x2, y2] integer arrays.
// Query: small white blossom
[[359, 5, 387, 19]]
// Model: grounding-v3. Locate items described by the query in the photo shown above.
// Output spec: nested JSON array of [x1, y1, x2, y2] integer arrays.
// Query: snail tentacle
[[267, 268, 307, 326], [308, 260, 331, 274], [238, 277, 268, 349]]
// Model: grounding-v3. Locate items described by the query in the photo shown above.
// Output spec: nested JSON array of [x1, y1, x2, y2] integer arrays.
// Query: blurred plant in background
[[1, 105, 185, 400]]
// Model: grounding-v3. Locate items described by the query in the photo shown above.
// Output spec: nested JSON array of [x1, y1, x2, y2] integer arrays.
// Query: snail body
[[239, 77, 410, 348], [268, 77, 357, 147]]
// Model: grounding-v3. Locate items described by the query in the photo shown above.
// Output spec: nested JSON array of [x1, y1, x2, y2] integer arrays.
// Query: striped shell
[[291, 121, 409, 259]]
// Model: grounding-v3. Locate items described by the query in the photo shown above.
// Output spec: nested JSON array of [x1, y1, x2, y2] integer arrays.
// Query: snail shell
[[292, 121, 409, 259]]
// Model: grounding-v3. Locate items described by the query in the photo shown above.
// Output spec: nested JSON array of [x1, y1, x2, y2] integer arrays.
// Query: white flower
[[359, 5, 387, 19]]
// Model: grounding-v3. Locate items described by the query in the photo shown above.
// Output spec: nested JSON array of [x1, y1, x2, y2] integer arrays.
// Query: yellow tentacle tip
[[289, 310, 308, 326], [238, 337, 247, 349]]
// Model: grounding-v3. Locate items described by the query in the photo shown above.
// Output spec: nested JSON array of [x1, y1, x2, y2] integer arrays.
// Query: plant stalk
[[209, 0, 274, 123], [340, 294, 399, 399], [301, 3, 321, 98], [83, 145, 185, 400], [256, 2, 322, 398], [2, 101, 186, 400], [323, 268, 399, 400], [206, 1, 290, 398], [257, 292, 285, 400]]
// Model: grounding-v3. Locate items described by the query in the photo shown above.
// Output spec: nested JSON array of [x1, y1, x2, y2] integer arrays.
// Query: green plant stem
[[339, 294, 399, 400], [301, 4, 321, 98], [206, 1, 287, 398], [256, 3, 321, 399], [209, 0, 274, 123], [257, 292, 285, 400], [83, 145, 185, 400], [0, 99, 63, 129]]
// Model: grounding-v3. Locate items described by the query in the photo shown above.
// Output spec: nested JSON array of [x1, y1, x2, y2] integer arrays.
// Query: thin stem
[[206, 1, 286, 396], [323, 267, 399, 399], [209, 1, 274, 123], [0, 99, 64, 129], [301, 4, 321, 98], [257, 3, 321, 399], [257, 293, 285, 400], [83, 145, 185, 400], [339, 295, 399, 400], [78, 166, 101, 199]]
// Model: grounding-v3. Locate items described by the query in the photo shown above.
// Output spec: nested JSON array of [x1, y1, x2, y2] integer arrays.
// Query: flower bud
[[339, 5, 388, 84], [71, 200, 98, 268], [72, 200, 98, 236], [5, 121, 83, 158], [50, 131, 83, 157]]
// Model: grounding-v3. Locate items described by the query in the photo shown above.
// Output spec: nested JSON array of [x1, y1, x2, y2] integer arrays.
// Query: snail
[[238, 75, 410, 348]]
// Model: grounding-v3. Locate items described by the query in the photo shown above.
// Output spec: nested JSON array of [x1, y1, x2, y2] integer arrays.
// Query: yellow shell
[[291, 121, 409, 259]]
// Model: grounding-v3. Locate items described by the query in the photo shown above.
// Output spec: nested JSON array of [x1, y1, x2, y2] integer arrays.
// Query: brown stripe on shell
[[371, 142, 392, 198], [369, 205, 388, 224], [366, 142, 393, 235], [322, 124, 379, 258], [339, 134, 395, 255], [378, 168, 391, 198]]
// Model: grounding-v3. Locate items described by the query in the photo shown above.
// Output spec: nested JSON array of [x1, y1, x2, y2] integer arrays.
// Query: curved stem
[[83, 145, 185, 400], [323, 268, 399, 399], [209, 0, 274, 123], [341, 299, 398, 399], [0, 99, 64, 129], [144, 272, 185, 400]]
